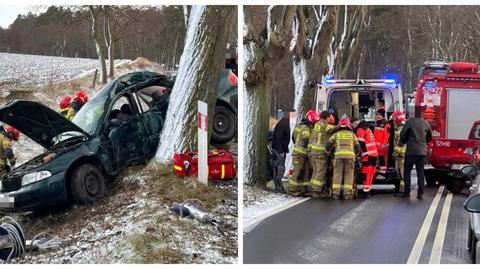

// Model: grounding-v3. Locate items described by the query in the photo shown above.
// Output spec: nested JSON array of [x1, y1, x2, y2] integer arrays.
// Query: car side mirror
[[464, 193, 480, 213], [108, 118, 122, 128], [461, 165, 477, 178], [465, 147, 474, 155]]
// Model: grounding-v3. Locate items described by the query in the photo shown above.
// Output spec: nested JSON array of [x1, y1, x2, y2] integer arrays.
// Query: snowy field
[[0, 53, 130, 86]]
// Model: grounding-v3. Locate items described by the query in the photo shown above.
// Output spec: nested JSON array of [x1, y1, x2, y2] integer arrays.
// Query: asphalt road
[[244, 182, 471, 264]]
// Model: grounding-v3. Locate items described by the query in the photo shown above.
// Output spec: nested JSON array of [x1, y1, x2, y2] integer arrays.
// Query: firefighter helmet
[[306, 110, 320, 124], [59, 96, 72, 110], [390, 111, 406, 125], [73, 90, 88, 104], [338, 118, 351, 128], [4, 126, 20, 141]]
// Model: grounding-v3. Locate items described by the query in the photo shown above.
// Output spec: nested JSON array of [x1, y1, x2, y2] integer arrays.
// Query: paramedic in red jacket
[[374, 109, 390, 176], [352, 118, 378, 197]]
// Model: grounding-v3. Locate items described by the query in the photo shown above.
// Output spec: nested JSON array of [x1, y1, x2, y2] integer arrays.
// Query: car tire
[[445, 178, 466, 194], [70, 164, 106, 204], [211, 105, 236, 144], [426, 178, 437, 187], [475, 238, 480, 264]]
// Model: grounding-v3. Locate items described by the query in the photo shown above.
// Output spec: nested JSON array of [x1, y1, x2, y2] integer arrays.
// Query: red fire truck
[[416, 60, 480, 192]]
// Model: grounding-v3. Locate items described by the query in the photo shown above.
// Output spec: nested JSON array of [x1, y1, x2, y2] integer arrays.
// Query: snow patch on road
[[243, 186, 304, 232]]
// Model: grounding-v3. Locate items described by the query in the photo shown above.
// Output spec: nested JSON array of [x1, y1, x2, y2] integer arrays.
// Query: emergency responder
[[308, 111, 336, 198], [374, 109, 390, 176], [325, 117, 361, 200], [289, 110, 319, 196], [390, 111, 407, 192], [271, 117, 290, 193], [0, 126, 19, 177], [59, 96, 74, 119], [352, 117, 378, 197], [69, 90, 89, 119]]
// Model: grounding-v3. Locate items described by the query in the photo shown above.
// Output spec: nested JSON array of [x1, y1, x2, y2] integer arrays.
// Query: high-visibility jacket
[[60, 107, 75, 121], [0, 134, 14, 167], [393, 125, 406, 157], [356, 127, 378, 159], [292, 123, 311, 157], [327, 129, 360, 159], [374, 120, 390, 151], [308, 121, 335, 155]]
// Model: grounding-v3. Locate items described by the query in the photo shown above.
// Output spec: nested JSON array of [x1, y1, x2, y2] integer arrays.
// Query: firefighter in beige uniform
[[289, 110, 319, 196], [325, 118, 361, 199], [308, 111, 336, 198], [0, 126, 19, 177], [391, 111, 407, 192]]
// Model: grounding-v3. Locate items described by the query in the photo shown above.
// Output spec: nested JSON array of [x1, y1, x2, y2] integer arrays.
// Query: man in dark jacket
[[270, 117, 290, 193], [396, 117, 433, 199]]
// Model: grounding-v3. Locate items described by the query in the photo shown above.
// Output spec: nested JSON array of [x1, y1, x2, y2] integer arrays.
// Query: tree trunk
[[89, 6, 107, 84], [156, 6, 235, 161], [243, 5, 297, 186], [109, 40, 115, 78]]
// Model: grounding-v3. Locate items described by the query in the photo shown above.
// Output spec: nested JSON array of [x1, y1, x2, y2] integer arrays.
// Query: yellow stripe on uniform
[[221, 164, 225, 179], [174, 165, 183, 171]]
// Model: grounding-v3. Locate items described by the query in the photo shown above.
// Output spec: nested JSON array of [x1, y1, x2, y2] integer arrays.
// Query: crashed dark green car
[[0, 71, 173, 211]]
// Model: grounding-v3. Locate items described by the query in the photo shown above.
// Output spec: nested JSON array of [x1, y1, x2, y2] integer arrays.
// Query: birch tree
[[89, 5, 108, 83], [156, 6, 235, 161]]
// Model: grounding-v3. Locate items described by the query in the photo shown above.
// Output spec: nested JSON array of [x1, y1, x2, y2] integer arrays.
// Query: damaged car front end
[[0, 71, 173, 211]]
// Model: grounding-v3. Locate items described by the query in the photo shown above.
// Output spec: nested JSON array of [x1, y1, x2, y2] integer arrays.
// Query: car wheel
[[70, 164, 106, 204], [475, 238, 480, 264], [211, 105, 236, 144], [445, 178, 466, 193]]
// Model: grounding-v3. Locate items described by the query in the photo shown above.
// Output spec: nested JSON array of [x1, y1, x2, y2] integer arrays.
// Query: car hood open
[[0, 100, 90, 149]]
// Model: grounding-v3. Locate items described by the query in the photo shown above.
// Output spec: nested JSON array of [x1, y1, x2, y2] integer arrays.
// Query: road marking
[[243, 197, 310, 234], [429, 191, 453, 264], [407, 185, 445, 264]]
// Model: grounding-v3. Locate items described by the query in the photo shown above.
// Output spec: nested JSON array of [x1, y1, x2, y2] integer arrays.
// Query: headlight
[[21, 171, 52, 186]]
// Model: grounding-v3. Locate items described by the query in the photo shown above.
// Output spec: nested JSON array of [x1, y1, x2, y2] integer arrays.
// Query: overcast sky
[[0, 5, 37, 28]]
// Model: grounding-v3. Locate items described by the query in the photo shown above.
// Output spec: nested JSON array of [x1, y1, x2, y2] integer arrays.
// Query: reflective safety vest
[[329, 130, 359, 159], [308, 121, 335, 155], [394, 125, 406, 157], [374, 120, 390, 150], [356, 127, 378, 158], [60, 107, 75, 121], [292, 123, 311, 157], [0, 134, 13, 167]]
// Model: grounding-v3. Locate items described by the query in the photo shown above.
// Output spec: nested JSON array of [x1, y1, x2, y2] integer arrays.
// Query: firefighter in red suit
[[374, 109, 390, 176], [352, 118, 378, 198]]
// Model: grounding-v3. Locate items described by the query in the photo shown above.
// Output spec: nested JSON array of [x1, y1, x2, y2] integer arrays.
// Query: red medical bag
[[172, 149, 236, 180]]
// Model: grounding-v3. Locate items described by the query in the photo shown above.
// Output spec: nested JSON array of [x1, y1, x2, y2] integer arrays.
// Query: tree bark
[[243, 5, 297, 186], [89, 5, 108, 84], [156, 6, 235, 161]]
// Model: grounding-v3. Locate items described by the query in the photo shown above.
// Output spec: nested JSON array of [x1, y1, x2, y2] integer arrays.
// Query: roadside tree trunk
[[243, 6, 297, 186], [156, 6, 235, 161], [89, 5, 108, 84]]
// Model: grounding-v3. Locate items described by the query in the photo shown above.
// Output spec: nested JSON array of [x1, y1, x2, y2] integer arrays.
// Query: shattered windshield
[[72, 95, 108, 134]]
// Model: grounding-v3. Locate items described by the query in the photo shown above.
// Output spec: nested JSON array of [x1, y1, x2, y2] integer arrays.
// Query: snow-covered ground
[[0, 53, 130, 86]]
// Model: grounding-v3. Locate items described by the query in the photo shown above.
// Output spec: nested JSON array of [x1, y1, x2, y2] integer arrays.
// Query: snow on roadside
[[0, 53, 130, 86], [243, 185, 302, 230]]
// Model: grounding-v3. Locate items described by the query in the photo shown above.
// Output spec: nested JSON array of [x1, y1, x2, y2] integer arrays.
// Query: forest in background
[[0, 5, 237, 70]]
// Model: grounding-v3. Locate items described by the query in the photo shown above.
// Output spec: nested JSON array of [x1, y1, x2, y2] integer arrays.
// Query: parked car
[[169, 68, 238, 144], [463, 165, 480, 263], [0, 71, 173, 211]]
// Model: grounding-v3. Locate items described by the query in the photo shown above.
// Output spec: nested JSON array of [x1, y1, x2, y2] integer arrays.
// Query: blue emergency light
[[425, 80, 435, 89]]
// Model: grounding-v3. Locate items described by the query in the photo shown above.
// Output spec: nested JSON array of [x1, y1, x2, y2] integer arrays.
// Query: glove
[[392, 152, 398, 160]]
